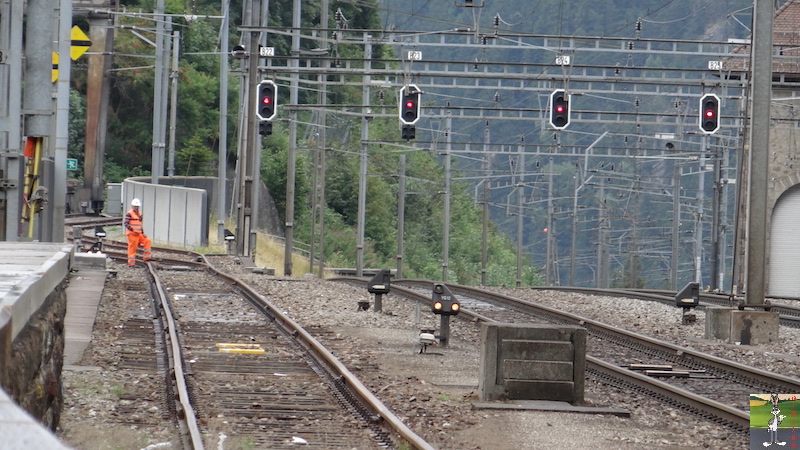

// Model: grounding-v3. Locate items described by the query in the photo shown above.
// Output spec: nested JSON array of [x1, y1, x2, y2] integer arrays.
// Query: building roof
[[727, 0, 800, 75]]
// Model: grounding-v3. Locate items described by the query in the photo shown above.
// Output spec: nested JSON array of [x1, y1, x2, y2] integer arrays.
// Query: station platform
[[0, 243, 107, 450]]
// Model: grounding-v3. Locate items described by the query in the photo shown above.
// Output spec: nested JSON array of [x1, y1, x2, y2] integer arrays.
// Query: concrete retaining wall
[[0, 244, 72, 432], [1, 285, 67, 430]]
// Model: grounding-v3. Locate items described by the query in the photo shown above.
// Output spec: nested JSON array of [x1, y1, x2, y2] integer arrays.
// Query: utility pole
[[82, 8, 113, 215], [570, 163, 578, 286], [546, 156, 554, 285], [310, 0, 329, 277], [694, 136, 707, 286], [355, 36, 371, 278], [1, 0, 24, 240], [21, 0, 53, 239], [50, 0, 72, 241], [217, 0, 229, 244], [744, 0, 773, 305], [480, 125, 490, 286], [598, 178, 609, 288], [236, 0, 262, 257], [671, 161, 680, 289], [167, 30, 179, 178], [151, 0, 166, 184], [709, 144, 722, 291], [515, 142, 524, 288], [442, 113, 452, 282], [283, 0, 301, 275], [397, 154, 406, 279]]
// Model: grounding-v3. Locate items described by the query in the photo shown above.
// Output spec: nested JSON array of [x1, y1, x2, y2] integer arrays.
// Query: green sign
[[66, 158, 78, 170]]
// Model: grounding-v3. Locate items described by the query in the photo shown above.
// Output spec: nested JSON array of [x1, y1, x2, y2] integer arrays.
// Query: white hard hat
[[131, 198, 141, 207]]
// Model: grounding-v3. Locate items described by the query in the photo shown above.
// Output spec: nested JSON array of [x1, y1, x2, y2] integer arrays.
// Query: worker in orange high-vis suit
[[124, 198, 152, 267]]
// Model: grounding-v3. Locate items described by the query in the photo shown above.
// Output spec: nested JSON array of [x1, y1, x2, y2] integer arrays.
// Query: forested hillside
[[68, 0, 540, 286]]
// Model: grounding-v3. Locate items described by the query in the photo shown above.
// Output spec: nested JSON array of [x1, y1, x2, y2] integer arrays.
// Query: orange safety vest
[[125, 209, 144, 235]]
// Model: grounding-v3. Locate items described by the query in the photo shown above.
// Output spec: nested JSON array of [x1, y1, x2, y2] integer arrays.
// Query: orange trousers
[[127, 233, 152, 266]]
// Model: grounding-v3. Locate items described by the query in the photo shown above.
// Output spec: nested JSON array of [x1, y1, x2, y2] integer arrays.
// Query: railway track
[[138, 260, 433, 449], [529, 285, 800, 327], [65, 214, 122, 229], [361, 279, 800, 431], [59, 216, 749, 447], [62, 214, 434, 448]]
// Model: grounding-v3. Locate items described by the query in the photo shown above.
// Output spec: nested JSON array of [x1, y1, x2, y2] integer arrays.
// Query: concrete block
[[73, 252, 107, 270], [501, 340, 574, 361], [705, 307, 734, 341], [479, 323, 586, 404], [503, 360, 573, 380], [505, 380, 575, 401], [730, 310, 780, 345]]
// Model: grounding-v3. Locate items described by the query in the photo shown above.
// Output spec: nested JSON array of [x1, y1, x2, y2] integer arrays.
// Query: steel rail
[[145, 262, 205, 450], [335, 278, 784, 430], [529, 285, 800, 327], [586, 356, 749, 430], [200, 258, 435, 450], [438, 282, 800, 393]]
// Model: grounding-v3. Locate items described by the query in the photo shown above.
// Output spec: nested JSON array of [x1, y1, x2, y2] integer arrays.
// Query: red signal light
[[549, 89, 570, 129], [699, 93, 720, 134], [400, 85, 421, 125], [256, 80, 277, 121]]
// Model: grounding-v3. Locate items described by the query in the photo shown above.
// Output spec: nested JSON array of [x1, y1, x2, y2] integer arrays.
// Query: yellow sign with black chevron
[[52, 26, 92, 82]]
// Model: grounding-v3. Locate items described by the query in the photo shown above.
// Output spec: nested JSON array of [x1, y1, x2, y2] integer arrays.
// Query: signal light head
[[431, 283, 460, 316], [399, 85, 421, 125], [256, 80, 277, 121], [699, 93, 720, 134], [549, 89, 571, 130]]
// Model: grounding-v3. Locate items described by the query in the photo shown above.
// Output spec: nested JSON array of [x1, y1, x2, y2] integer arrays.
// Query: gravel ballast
[[56, 259, 760, 449]]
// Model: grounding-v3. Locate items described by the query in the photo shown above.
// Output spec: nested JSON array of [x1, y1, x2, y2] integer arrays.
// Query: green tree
[[176, 134, 215, 176]]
